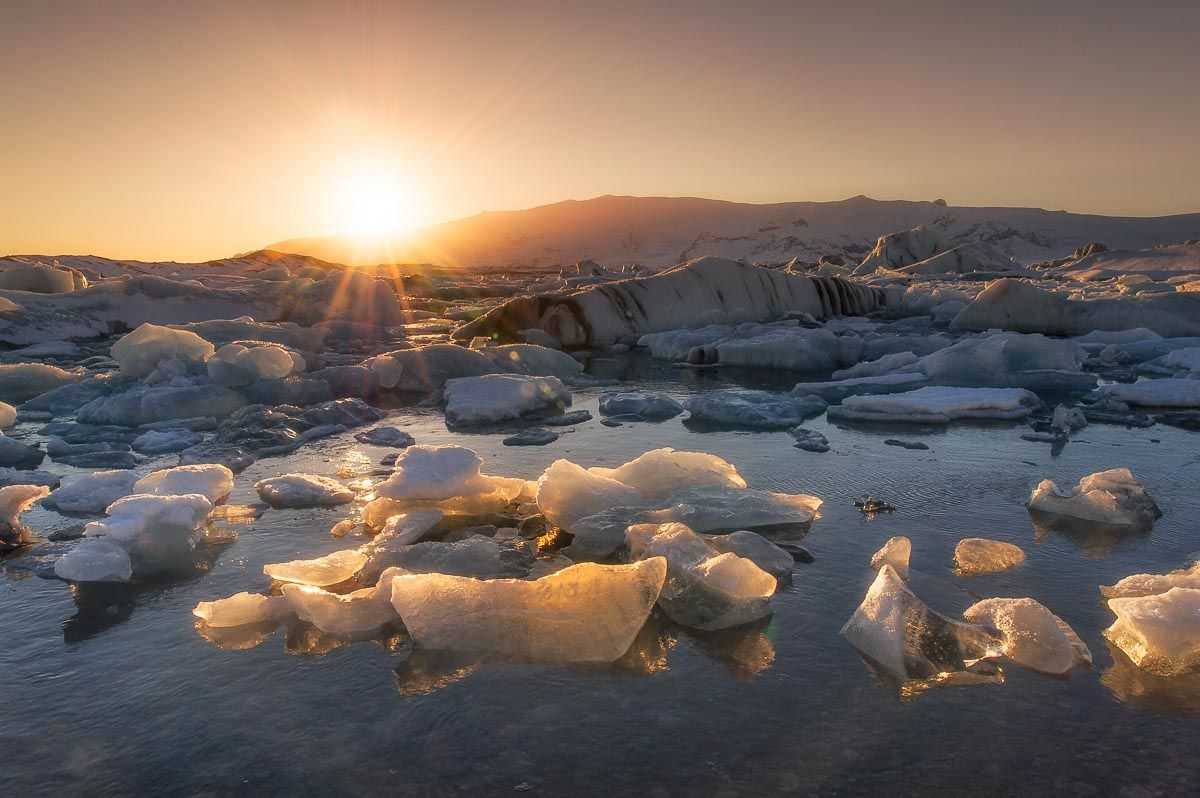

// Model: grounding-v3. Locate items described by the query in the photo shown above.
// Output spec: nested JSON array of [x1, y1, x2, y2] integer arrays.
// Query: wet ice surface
[[3, 356, 1200, 796]]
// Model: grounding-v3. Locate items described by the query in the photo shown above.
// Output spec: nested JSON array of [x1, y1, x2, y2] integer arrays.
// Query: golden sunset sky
[[2, 0, 1198, 261]]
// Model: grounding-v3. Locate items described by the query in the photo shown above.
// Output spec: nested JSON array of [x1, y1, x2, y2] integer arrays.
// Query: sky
[[2, 0, 1198, 262]]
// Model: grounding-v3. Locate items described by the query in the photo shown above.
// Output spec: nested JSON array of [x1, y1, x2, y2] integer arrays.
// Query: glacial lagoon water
[[3, 356, 1200, 796]]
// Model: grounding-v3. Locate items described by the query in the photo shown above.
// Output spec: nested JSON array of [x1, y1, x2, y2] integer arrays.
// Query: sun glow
[[330, 161, 422, 240]]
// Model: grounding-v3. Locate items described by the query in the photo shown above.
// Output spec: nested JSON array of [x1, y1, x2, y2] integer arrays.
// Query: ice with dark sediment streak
[[684, 390, 827, 430], [254, 474, 354, 508], [626, 522, 777, 631], [1027, 468, 1161, 527], [963, 597, 1091, 675], [1101, 561, 1200, 599], [1104, 588, 1200, 676], [953, 538, 1025, 575], [840, 564, 1000, 682], [828, 386, 1040, 424], [389, 558, 667, 663]]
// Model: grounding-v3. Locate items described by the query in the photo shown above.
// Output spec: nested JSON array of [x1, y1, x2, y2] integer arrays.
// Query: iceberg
[[1027, 468, 1160, 527], [374, 535, 527, 579], [353, 426, 415, 448], [131, 428, 203, 455], [1104, 588, 1200, 675], [255, 474, 354, 508], [0, 401, 15, 429], [963, 597, 1091, 675], [206, 341, 304, 387], [589, 448, 747, 501], [828, 386, 1039, 424], [389, 558, 667, 662], [953, 538, 1026, 575], [789, 427, 830, 452]]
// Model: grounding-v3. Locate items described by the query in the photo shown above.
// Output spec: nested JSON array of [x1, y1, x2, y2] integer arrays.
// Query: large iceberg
[[828, 386, 1040, 424], [389, 558, 667, 662], [1027, 468, 1160, 527]]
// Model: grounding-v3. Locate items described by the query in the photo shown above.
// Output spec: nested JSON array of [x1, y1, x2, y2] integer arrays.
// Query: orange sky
[[2, 0, 1198, 262]]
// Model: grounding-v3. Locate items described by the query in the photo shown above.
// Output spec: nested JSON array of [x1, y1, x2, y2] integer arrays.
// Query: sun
[[330, 162, 421, 240]]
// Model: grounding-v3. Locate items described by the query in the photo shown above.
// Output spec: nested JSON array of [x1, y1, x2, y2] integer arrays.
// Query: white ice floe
[[373, 445, 507, 502], [82, 493, 213, 576], [840, 564, 999, 681], [684, 390, 827, 429], [1027, 468, 1160, 527], [389, 558, 667, 662], [828, 386, 1039, 424], [133, 464, 234, 505], [255, 474, 354, 508], [626, 522, 777, 630], [1101, 561, 1200, 599], [53, 538, 133, 583], [1094, 378, 1200, 408], [45, 470, 139, 514], [193, 592, 291, 628], [963, 597, 1091, 674], [870, 536, 912, 575], [111, 322, 214, 378], [597, 391, 684, 420], [536, 460, 643, 529], [443, 374, 570, 426], [1104, 588, 1200, 675], [953, 538, 1026, 575], [264, 549, 367, 587]]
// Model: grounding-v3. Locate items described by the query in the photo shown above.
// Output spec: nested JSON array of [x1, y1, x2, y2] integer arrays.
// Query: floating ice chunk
[[953, 538, 1026, 575], [281, 581, 398, 636], [840, 565, 999, 681], [685, 390, 827, 430], [389, 558, 667, 662], [133, 464, 234, 505], [789, 427, 830, 452], [916, 333, 1088, 389], [828, 386, 1040, 424], [832, 352, 919, 380], [870, 536, 911, 575], [193, 592, 291, 628], [640, 486, 821, 533], [373, 445, 496, 501], [791, 372, 930, 404], [626, 522, 776, 630], [1095, 378, 1200, 408], [377, 535, 527, 579], [964, 597, 1090, 674], [131, 428, 204, 455], [589, 448, 747, 502], [597, 391, 684, 420], [714, 327, 860, 372], [0, 362, 81, 403], [255, 474, 354, 508], [443, 374, 571, 426], [264, 549, 367, 587], [353, 426, 415, 447], [76, 384, 247, 426], [111, 322, 214, 378], [1104, 588, 1200, 675], [45, 470, 138, 514], [706, 531, 793, 578], [53, 538, 133, 583], [536, 459, 643, 529], [0, 401, 15, 429], [84, 493, 213, 576], [206, 342, 302, 387], [1101, 561, 1200, 599], [0, 484, 50, 549], [1027, 468, 1160, 527]]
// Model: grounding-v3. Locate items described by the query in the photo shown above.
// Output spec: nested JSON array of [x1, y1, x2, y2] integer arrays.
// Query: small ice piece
[[389, 558, 667, 663], [626, 522, 776, 630], [870, 536, 911, 575], [373, 445, 496, 501], [53, 538, 133, 582], [1104, 588, 1200, 675], [264, 549, 367, 587], [193, 592, 291, 628], [1027, 468, 1161, 527], [83, 493, 213, 576], [706, 531, 793, 578], [133, 464, 234, 505], [503, 428, 558, 446], [953, 538, 1025, 575], [790, 427, 830, 452], [536, 459, 643, 529], [828, 386, 1040, 424], [597, 391, 684, 420], [44, 470, 139, 514], [443, 374, 571, 426], [964, 597, 1091, 675], [353, 426, 415, 447], [588, 448, 747, 502], [0, 484, 50, 549], [840, 564, 999, 681], [1051, 404, 1087, 433], [110, 322, 214, 378], [281, 580, 398, 636], [131, 428, 204, 455], [0, 401, 16, 429], [255, 474, 354, 508], [1101, 561, 1200, 599], [684, 390, 827, 430]]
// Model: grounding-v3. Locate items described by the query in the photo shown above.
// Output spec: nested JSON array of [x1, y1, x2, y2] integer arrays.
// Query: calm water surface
[[3, 359, 1200, 796]]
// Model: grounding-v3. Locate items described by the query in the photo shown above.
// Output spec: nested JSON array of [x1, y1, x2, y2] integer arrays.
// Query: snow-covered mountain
[[267, 195, 1200, 271]]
